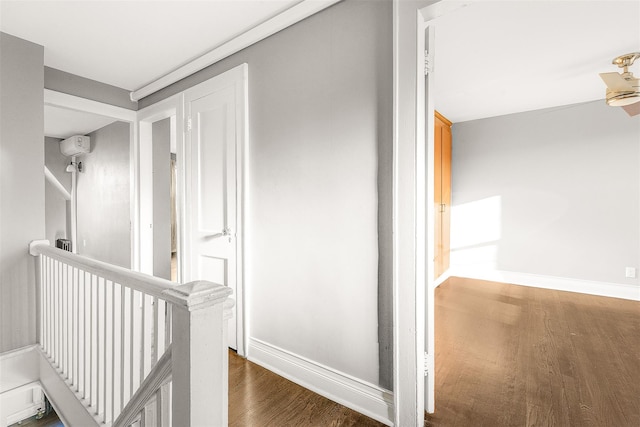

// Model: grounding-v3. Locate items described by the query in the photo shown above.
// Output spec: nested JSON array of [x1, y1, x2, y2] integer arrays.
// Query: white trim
[[433, 270, 451, 288], [449, 267, 640, 301], [411, 1, 471, 417], [0, 344, 38, 361], [135, 94, 183, 277], [44, 89, 136, 121], [414, 18, 430, 416], [37, 347, 99, 427], [129, 0, 341, 101], [390, 1, 405, 425], [248, 338, 394, 426], [238, 65, 249, 358], [69, 155, 78, 253], [0, 381, 44, 426]]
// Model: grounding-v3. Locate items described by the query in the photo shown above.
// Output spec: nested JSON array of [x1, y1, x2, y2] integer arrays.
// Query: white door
[[183, 65, 247, 353]]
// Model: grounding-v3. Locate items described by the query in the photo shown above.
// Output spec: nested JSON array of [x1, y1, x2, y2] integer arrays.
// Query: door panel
[[186, 85, 238, 350], [199, 256, 227, 287]]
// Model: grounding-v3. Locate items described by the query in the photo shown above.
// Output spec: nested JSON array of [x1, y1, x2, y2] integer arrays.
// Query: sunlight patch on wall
[[450, 195, 502, 271]]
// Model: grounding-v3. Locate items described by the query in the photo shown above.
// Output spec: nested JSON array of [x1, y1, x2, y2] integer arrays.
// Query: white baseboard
[[0, 381, 43, 427], [247, 338, 394, 426], [449, 267, 640, 301]]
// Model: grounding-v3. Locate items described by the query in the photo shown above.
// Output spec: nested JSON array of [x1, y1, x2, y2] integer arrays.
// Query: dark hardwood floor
[[9, 412, 62, 427], [425, 277, 640, 427], [29, 277, 639, 426], [228, 352, 384, 426]]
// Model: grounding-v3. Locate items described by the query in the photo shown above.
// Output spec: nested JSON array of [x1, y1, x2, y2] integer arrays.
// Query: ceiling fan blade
[[599, 72, 634, 92], [621, 100, 640, 117]]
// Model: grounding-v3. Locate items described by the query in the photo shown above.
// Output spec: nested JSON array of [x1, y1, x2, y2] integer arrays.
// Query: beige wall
[[0, 33, 45, 353]]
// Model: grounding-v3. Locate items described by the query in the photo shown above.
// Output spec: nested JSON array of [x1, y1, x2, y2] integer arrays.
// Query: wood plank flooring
[[425, 277, 640, 427], [34, 277, 639, 426], [228, 352, 384, 427]]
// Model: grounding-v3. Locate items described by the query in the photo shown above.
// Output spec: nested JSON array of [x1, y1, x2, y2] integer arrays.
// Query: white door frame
[[181, 63, 248, 357], [44, 89, 138, 265], [135, 64, 248, 356], [415, 4, 470, 414], [392, 1, 469, 424], [416, 19, 436, 415], [135, 94, 184, 279]]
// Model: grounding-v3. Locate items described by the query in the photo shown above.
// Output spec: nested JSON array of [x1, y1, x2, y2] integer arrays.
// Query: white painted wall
[[451, 100, 640, 286], [0, 32, 44, 353]]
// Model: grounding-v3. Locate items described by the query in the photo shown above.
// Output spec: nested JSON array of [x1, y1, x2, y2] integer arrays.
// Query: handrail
[[30, 240, 233, 426], [113, 345, 172, 427], [29, 242, 230, 309]]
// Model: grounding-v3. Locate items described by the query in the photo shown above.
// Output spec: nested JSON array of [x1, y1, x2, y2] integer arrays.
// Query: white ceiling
[[433, 0, 640, 122], [2, 0, 639, 130], [44, 105, 116, 139], [0, 0, 302, 91]]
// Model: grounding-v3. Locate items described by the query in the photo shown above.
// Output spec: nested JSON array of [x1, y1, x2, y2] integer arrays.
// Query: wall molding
[[248, 338, 393, 426], [130, 0, 342, 101], [448, 267, 640, 301]]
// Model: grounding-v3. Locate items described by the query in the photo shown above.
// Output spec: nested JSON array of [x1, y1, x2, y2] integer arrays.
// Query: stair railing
[[30, 240, 233, 426]]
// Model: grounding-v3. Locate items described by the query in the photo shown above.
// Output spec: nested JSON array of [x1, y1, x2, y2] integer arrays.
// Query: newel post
[[163, 281, 233, 427]]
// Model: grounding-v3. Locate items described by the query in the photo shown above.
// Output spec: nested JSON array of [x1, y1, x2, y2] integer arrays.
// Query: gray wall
[[141, 0, 392, 387], [451, 100, 640, 285], [45, 67, 138, 110], [77, 121, 131, 268], [44, 137, 70, 245], [152, 118, 172, 280], [0, 33, 44, 353], [44, 136, 70, 190], [45, 180, 68, 245]]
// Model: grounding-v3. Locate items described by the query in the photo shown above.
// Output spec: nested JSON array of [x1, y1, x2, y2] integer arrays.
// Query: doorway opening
[[136, 64, 247, 355], [44, 89, 137, 268]]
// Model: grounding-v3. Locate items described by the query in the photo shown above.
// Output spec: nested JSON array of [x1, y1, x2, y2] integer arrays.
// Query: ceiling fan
[[599, 52, 640, 117]]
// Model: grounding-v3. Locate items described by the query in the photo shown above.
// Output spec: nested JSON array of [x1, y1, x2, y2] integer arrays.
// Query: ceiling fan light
[[607, 93, 640, 107]]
